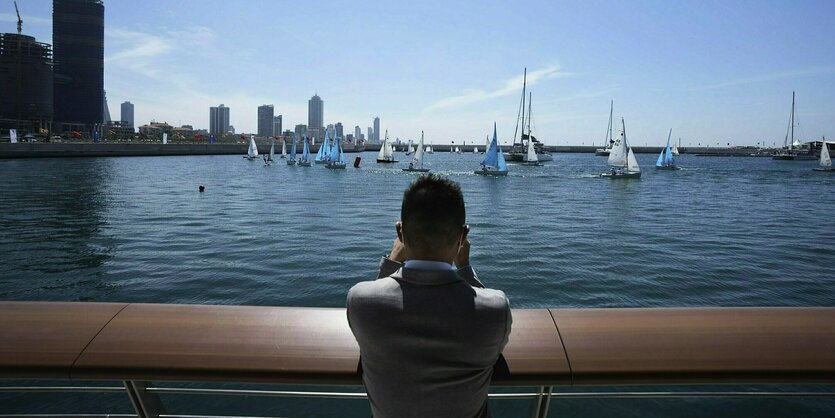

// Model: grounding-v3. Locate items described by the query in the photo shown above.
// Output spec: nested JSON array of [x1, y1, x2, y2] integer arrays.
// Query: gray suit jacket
[[347, 257, 512, 418]]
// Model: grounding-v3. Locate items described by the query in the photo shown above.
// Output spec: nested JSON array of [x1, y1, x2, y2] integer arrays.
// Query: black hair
[[401, 173, 466, 252]]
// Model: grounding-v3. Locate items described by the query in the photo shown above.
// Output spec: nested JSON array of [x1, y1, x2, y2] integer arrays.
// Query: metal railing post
[[124, 380, 166, 418], [530, 386, 553, 418]]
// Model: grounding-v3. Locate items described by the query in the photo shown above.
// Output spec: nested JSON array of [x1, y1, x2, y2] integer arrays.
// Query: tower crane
[[14, 1, 22, 34]]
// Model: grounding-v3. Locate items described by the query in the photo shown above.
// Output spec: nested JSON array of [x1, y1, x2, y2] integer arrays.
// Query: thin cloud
[[689, 66, 835, 91], [422, 65, 573, 113]]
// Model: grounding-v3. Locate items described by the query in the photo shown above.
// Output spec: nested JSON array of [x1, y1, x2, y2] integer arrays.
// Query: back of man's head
[[401, 174, 466, 257]]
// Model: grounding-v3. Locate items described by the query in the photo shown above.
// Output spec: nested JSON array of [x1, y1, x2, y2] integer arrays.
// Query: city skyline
[[4, 1, 835, 145]]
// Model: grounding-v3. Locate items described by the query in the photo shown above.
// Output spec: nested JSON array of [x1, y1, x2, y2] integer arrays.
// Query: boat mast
[[520, 68, 527, 145], [526, 92, 532, 142], [622, 118, 629, 170], [790, 91, 795, 151], [605, 100, 613, 149]]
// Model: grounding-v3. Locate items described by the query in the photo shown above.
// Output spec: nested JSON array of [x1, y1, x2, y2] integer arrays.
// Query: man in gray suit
[[347, 174, 512, 418]]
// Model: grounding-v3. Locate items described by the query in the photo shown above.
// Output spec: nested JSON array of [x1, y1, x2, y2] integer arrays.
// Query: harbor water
[[0, 152, 833, 416]]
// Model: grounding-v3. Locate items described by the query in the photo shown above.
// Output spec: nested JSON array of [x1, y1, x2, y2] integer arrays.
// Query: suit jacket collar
[[391, 267, 463, 286]]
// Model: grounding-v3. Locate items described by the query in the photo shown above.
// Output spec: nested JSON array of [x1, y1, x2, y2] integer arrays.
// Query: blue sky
[[3, 0, 835, 146]]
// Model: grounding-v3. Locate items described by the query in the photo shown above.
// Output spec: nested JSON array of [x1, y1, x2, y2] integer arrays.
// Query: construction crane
[[14, 1, 23, 34]]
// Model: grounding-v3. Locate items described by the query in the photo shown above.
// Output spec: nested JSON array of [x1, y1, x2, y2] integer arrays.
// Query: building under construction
[[0, 33, 54, 136]]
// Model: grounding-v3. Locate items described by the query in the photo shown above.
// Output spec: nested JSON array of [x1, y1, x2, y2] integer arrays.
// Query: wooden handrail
[[1, 302, 833, 386]]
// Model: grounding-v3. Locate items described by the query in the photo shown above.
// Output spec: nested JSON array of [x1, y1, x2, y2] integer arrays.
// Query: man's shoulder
[[347, 277, 401, 301], [472, 287, 510, 311]]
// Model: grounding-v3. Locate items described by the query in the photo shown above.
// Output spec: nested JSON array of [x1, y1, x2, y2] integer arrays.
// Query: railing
[[1, 302, 833, 417]]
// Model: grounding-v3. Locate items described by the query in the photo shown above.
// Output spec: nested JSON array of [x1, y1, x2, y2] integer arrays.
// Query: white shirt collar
[[403, 259, 455, 271]]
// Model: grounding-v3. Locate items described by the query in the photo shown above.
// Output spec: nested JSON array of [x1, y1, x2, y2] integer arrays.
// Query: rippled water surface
[[1, 152, 833, 416], [2, 152, 832, 307]]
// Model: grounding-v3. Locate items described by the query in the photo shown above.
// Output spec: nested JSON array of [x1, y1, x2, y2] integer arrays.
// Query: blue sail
[[664, 143, 674, 165], [328, 135, 341, 162], [302, 137, 310, 162], [289, 133, 297, 161], [497, 142, 507, 171], [656, 148, 665, 167], [481, 123, 500, 168], [316, 131, 330, 161]]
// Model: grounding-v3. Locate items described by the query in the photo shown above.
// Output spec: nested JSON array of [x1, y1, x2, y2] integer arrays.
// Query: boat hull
[[772, 154, 817, 161], [505, 152, 553, 162], [655, 165, 679, 170], [812, 167, 834, 172], [601, 171, 641, 179], [402, 168, 430, 172], [474, 169, 508, 176], [326, 163, 346, 169], [376, 159, 398, 163], [287, 160, 297, 166], [595, 149, 610, 156], [521, 162, 542, 166], [298, 161, 311, 167], [314, 160, 328, 165]]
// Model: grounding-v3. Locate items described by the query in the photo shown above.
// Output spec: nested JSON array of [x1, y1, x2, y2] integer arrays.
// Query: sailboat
[[671, 137, 680, 156], [264, 138, 275, 165], [601, 118, 641, 179], [773, 92, 815, 160], [280, 138, 287, 159], [455, 146, 462, 154], [475, 123, 508, 176], [425, 143, 434, 154], [521, 132, 541, 166], [473, 147, 479, 154], [287, 133, 298, 165], [377, 130, 397, 163], [315, 130, 331, 164], [405, 140, 415, 156], [244, 135, 259, 160], [326, 134, 346, 169], [506, 68, 553, 162], [403, 131, 430, 172], [520, 92, 542, 166], [298, 136, 312, 167], [655, 128, 677, 170], [813, 138, 832, 172], [595, 100, 614, 156]]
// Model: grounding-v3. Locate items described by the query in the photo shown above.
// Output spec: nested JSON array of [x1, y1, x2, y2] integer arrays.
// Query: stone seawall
[[0, 143, 247, 158]]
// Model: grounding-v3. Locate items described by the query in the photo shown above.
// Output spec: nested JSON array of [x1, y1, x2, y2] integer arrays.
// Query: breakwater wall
[[0, 142, 765, 158]]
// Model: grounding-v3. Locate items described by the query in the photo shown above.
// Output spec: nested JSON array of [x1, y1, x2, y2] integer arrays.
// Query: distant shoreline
[[0, 142, 775, 159]]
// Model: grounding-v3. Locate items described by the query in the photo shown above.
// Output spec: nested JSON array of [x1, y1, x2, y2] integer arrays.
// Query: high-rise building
[[367, 127, 373, 142], [354, 126, 361, 140], [120, 101, 134, 127], [308, 94, 323, 142], [273, 115, 282, 138], [257, 104, 274, 137], [335, 122, 343, 140], [209, 104, 230, 136], [0, 33, 53, 133], [53, 0, 105, 129], [373, 116, 380, 142], [294, 124, 307, 139]]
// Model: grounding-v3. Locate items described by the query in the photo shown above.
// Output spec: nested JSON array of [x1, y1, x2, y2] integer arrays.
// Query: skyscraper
[[209, 104, 230, 136], [120, 101, 134, 127], [367, 127, 373, 142], [335, 122, 343, 140], [53, 0, 105, 129], [308, 94, 323, 142], [294, 124, 307, 139], [273, 115, 282, 138], [257, 104, 274, 137], [354, 126, 361, 140], [0, 33, 53, 132], [373, 117, 380, 142]]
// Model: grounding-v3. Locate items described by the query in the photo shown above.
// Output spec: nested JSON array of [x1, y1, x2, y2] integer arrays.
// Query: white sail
[[407, 142, 415, 154], [473, 147, 479, 154], [412, 132, 425, 168], [626, 147, 641, 173], [269, 139, 275, 161], [526, 137, 538, 162], [247, 135, 257, 158], [821, 141, 832, 167], [378, 130, 393, 161], [281, 139, 286, 158], [608, 132, 627, 167]]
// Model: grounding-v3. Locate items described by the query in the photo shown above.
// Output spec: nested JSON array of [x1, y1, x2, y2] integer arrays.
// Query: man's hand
[[390, 237, 408, 262], [455, 226, 471, 268]]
